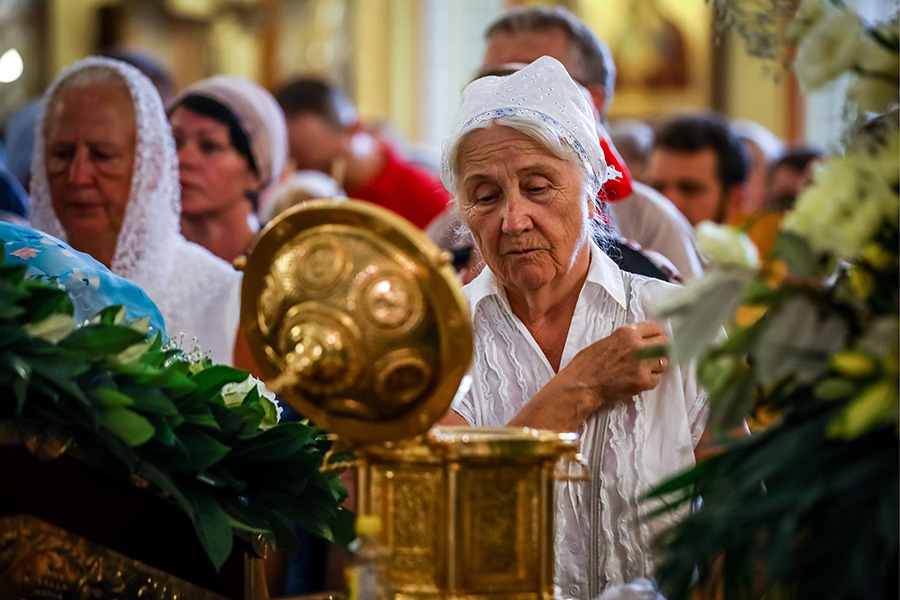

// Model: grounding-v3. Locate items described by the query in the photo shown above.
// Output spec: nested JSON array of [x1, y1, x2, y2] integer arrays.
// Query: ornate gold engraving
[[0, 515, 230, 600]]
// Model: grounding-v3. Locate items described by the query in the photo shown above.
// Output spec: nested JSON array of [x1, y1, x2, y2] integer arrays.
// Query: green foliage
[[646, 4, 900, 597], [0, 245, 354, 570]]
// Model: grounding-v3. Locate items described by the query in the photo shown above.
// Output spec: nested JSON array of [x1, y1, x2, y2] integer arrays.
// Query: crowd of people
[[0, 5, 827, 599]]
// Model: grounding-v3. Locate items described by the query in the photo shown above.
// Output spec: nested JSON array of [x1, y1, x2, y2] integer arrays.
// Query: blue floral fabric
[[1, 221, 166, 337]]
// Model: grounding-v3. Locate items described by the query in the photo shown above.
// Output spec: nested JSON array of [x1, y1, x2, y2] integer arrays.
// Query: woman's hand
[[510, 321, 669, 432]]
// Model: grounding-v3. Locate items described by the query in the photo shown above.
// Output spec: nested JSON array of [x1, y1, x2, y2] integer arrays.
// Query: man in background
[[275, 77, 448, 230], [648, 113, 749, 226], [480, 6, 706, 280]]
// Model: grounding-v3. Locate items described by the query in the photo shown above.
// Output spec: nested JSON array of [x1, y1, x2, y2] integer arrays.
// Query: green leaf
[[828, 380, 899, 438], [181, 407, 221, 430], [707, 368, 756, 433], [90, 387, 135, 408], [189, 365, 250, 398], [0, 351, 32, 411], [25, 313, 77, 343], [185, 486, 234, 570], [177, 428, 231, 471], [225, 424, 315, 465], [772, 231, 822, 276], [665, 271, 746, 363], [137, 461, 194, 517], [99, 407, 156, 446], [28, 355, 90, 401], [126, 389, 180, 416], [20, 285, 74, 323], [59, 324, 148, 357], [751, 296, 849, 386]]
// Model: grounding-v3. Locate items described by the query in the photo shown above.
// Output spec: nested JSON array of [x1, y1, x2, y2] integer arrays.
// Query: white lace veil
[[30, 56, 181, 293]]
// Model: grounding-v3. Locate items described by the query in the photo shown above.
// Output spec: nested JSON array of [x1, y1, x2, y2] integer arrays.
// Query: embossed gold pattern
[[0, 515, 231, 600], [241, 199, 471, 445]]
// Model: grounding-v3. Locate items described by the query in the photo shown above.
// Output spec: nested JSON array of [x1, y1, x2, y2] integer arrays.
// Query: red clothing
[[347, 144, 449, 229], [599, 136, 633, 202]]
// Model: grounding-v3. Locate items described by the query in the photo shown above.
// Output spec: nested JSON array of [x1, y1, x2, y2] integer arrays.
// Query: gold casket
[[241, 199, 577, 599]]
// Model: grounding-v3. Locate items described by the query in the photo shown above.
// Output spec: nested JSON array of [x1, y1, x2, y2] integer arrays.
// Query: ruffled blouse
[[452, 242, 707, 599]]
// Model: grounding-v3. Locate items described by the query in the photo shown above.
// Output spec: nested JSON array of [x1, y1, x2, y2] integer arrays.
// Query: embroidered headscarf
[[441, 55, 611, 198]]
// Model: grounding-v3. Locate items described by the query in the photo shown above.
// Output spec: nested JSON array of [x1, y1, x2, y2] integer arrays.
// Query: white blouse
[[451, 242, 708, 599]]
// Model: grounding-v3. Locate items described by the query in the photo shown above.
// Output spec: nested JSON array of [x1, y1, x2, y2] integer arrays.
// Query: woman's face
[[44, 84, 136, 254], [455, 125, 594, 293], [170, 105, 259, 217]]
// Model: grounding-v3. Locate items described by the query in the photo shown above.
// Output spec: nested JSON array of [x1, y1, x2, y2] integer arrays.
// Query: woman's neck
[[181, 201, 259, 264], [67, 232, 118, 270], [505, 245, 592, 371]]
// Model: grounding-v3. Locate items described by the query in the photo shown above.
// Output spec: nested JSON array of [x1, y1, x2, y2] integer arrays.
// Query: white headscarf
[[441, 55, 610, 197], [30, 56, 242, 364], [174, 75, 289, 194]]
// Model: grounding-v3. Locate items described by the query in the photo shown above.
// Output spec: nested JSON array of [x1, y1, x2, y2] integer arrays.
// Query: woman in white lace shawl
[[437, 56, 709, 599], [30, 56, 242, 366]]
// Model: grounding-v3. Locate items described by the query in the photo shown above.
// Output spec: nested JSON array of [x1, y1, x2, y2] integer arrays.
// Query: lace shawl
[[30, 57, 241, 365], [451, 244, 708, 599]]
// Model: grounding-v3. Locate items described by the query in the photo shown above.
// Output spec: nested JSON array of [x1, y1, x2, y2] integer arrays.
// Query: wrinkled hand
[[563, 320, 670, 410], [511, 321, 670, 432]]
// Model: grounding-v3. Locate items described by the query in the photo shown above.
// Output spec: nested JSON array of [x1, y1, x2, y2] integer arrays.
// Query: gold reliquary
[[240, 199, 578, 600]]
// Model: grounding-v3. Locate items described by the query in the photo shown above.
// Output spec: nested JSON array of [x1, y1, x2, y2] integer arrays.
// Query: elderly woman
[[168, 76, 289, 263], [30, 57, 242, 366], [438, 56, 707, 598]]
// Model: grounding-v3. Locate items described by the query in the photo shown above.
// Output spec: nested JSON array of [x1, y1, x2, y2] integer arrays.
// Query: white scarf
[[30, 57, 242, 365]]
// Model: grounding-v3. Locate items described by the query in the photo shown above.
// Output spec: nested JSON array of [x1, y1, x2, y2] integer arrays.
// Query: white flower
[[784, 146, 897, 260], [222, 375, 283, 429], [786, 0, 829, 45], [850, 29, 900, 114], [793, 10, 863, 92], [695, 221, 760, 269]]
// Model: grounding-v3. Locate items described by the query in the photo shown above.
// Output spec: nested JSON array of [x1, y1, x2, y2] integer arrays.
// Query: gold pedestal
[[357, 427, 576, 600]]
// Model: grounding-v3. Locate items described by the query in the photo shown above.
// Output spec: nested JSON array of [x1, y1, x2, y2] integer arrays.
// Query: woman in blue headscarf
[[1, 220, 165, 336]]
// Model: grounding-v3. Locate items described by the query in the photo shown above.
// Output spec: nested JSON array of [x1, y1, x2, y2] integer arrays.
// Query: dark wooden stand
[[0, 443, 256, 599]]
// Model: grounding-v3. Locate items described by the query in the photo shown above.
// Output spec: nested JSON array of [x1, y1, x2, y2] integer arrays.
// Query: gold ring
[[656, 358, 663, 372]]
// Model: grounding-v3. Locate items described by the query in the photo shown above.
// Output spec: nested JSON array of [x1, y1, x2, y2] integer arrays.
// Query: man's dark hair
[[274, 77, 357, 130], [769, 146, 823, 175], [99, 47, 176, 106], [485, 7, 616, 115], [653, 113, 749, 189], [765, 146, 823, 210]]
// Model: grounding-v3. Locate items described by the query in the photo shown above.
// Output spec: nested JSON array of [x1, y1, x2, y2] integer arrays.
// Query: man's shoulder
[[619, 181, 694, 230]]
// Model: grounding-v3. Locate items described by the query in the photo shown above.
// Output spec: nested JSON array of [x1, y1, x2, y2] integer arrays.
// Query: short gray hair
[[486, 6, 616, 118], [44, 65, 132, 136]]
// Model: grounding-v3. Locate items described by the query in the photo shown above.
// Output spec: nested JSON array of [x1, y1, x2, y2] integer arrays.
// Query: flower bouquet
[[0, 242, 354, 571], [647, 2, 898, 599]]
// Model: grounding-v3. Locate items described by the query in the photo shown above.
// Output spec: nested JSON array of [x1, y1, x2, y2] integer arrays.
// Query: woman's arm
[[510, 321, 670, 432]]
